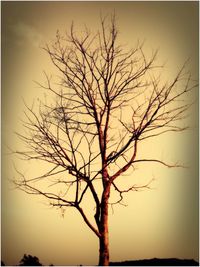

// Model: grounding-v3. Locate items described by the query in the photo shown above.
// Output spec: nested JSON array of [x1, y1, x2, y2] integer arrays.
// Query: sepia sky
[[1, 1, 199, 266]]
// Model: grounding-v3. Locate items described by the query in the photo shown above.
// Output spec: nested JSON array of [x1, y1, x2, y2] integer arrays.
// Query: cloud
[[11, 22, 43, 48]]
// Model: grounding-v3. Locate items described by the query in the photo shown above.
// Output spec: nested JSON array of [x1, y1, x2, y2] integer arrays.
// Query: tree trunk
[[99, 219, 109, 266], [98, 185, 110, 266]]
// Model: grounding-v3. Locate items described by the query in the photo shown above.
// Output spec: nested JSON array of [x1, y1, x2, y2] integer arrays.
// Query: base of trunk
[[99, 236, 109, 266]]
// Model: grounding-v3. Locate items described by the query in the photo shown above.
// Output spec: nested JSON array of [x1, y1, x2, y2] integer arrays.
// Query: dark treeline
[[110, 258, 199, 266], [1, 254, 53, 266], [1, 255, 199, 266]]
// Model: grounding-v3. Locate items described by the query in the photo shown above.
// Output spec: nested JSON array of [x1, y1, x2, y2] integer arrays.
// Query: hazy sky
[[2, 1, 199, 266]]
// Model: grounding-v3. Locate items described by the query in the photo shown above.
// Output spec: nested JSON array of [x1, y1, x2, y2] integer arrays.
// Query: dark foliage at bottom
[[18, 254, 42, 266], [1, 256, 199, 266], [110, 258, 199, 266]]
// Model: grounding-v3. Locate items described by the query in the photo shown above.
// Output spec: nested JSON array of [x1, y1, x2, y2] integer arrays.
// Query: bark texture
[[99, 185, 110, 266]]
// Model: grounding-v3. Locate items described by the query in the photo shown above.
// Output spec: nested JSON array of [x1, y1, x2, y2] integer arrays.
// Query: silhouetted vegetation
[[1, 255, 56, 266], [2, 255, 199, 266], [18, 254, 43, 266], [110, 258, 199, 266]]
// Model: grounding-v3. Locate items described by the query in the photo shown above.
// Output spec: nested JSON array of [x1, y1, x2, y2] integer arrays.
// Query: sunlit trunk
[[98, 185, 110, 266], [98, 216, 109, 265]]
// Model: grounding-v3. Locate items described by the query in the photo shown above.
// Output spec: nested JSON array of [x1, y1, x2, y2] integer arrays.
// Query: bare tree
[[14, 16, 196, 266]]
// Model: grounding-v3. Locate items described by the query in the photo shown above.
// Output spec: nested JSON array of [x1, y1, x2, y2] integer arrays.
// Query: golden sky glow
[[2, 1, 199, 266]]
